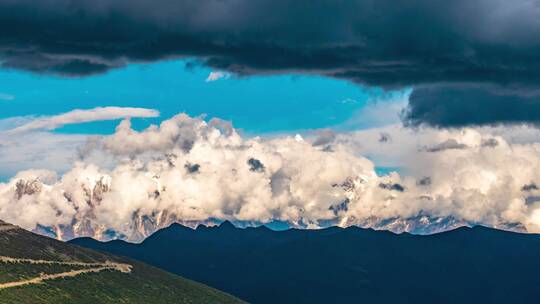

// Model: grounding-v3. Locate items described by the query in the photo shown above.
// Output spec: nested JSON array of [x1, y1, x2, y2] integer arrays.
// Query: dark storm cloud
[[403, 85, 540, 128], [3, 0, 540, 125], [1, 0, 539, 84]]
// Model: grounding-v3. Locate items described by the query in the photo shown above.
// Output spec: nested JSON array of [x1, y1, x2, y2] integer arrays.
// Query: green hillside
[[0, 220, 244, 304]]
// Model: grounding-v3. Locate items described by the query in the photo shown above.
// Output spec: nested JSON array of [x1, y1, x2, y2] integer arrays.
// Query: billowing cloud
[[0, 113, 375, 240], [2, 113, 540, 242], [3, 107, 159, 133]]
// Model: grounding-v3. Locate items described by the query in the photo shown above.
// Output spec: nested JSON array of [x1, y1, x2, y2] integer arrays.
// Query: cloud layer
[[2, 113, 540, 241], [3, 107, 159, 133]]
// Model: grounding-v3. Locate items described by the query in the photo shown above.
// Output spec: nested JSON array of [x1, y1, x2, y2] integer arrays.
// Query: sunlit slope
[[0, 220, 244, 304]]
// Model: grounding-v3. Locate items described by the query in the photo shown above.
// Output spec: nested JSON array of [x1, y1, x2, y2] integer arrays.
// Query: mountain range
[[12, 176, 526, 243], [72, 221, 540, 304]]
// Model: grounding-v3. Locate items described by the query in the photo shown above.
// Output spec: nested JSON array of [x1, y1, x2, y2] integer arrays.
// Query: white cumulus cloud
[[1, 113, 540, 242]]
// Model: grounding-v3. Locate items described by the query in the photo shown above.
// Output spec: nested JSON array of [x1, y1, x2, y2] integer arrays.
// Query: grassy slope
[[0, 221, 244, 304]]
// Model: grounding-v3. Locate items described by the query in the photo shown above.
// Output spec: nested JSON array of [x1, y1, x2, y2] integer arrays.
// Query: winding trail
[[0, 255, 132, 290]]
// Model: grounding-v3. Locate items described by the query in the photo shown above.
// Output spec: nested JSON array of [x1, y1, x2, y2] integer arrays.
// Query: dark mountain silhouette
[[71, 222, 540, 304]]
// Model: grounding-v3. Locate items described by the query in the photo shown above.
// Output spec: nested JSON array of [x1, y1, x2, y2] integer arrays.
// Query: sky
[[0, 60, 379, 135], [2, 0, 540, 241]]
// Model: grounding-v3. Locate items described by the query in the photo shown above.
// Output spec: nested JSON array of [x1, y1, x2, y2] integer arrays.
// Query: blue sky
[[0, 59, 379, 135]]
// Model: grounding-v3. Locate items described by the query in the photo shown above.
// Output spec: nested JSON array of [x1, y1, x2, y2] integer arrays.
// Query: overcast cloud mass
[[2, 0, 540, 126]]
